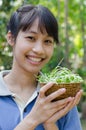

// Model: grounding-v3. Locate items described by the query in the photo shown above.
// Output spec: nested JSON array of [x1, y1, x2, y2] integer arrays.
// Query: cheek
[[13, 45, 25, 60], [14, 42, 31, 54], [46, 47, 54, 60], [48, 47, 54, 56]]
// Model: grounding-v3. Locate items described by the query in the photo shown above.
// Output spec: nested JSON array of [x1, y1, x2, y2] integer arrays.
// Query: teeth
[[29, 57, 42, 62]]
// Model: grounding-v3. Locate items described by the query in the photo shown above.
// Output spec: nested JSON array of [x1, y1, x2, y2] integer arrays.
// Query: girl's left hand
[[43, 89, 83, 128]]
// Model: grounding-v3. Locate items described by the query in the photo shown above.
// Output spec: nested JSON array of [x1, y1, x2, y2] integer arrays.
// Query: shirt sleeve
[[57, 107, 82, 130]]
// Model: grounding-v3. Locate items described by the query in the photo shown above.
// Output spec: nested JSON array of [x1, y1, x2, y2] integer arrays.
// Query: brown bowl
[[40, 83, 81, 101]]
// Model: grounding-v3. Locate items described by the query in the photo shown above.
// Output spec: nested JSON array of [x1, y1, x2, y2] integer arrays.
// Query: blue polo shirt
[[0, 71, 82, 130]]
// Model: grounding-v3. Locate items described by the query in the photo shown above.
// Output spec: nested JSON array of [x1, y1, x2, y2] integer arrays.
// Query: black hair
[[7, 4, 59, 44]]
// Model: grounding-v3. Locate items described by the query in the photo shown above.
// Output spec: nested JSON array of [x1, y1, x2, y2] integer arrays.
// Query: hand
[[27, 82, 75, 126], [43, 89, 83, 126]]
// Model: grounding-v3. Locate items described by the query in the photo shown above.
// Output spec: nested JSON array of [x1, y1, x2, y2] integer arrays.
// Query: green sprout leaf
[[38, 66, 83, 84]]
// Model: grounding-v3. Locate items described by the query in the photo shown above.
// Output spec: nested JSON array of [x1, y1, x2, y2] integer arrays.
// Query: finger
[[56, 89, 83, 113], [51, 97, 73, 108], [39, 82, 55, 97], [46, 88, 66, 102], [51, 103, 68, 113], [44, 98, 75, 123], [72, 89, 83, 106], [51, 99, 74, 121], [62, 98, 75, 113]]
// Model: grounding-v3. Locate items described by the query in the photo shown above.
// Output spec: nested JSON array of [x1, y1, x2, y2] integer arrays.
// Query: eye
[[25, 36, 35, 41], [44, 39, 53, 45]]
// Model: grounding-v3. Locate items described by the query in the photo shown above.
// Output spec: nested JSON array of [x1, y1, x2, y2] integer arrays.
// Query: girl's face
[[13, 18, 54, 74]]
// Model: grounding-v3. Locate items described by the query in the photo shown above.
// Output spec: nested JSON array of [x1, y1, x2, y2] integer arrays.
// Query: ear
[[6, 31, 15, 46]]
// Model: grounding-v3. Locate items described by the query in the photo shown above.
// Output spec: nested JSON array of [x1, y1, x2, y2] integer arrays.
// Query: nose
[[32, 41, 45, 55]]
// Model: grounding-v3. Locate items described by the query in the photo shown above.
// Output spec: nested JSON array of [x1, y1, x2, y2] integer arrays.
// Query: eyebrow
[[29, 31, 38, 34], [25, 30, 53, 39], [26, 30, 50, 37]]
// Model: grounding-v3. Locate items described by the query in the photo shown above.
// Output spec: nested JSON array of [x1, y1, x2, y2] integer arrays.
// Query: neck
[[4, 67, 38, 90]]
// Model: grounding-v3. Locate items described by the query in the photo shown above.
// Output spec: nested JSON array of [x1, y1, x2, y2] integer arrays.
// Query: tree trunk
[[80, 0, 86, 66], [64, 0, 70, 67], [57, 0, 60, 42]]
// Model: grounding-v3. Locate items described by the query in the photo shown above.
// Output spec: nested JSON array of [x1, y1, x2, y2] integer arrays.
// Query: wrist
[[14, 115, 38, 130], [43, 123, 59, 130], [25, 114, 39, 129]]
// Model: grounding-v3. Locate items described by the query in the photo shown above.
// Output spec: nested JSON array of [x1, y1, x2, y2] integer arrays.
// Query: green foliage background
[[0, 0, 86, 100]]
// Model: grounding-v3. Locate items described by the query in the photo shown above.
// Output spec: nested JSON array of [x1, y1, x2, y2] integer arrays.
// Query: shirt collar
[[0, 70, 12, 96]]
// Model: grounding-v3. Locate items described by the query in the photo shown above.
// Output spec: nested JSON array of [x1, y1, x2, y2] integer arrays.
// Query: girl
[[0, 4, 82, 130]]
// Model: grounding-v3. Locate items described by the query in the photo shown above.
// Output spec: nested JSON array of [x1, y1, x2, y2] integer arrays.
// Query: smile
[[29, 57, 42, 62], [26, 55, 44, 65]]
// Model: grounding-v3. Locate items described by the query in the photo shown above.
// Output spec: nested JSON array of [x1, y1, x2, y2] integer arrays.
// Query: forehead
[[24, 18, 48, 35]]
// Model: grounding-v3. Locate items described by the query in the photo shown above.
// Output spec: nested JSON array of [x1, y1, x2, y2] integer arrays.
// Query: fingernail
[[60, 88, 66, 92], [68, 97, 74, 101]]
